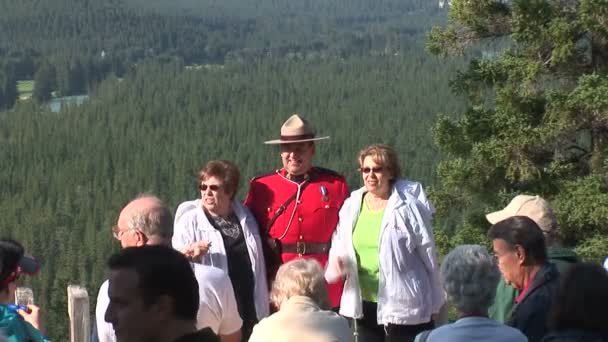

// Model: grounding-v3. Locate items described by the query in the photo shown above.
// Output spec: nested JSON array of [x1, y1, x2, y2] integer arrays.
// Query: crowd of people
[[1, 113, 607, 342]]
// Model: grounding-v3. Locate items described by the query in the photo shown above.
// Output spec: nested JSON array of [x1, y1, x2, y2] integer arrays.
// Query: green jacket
[[0, 305, 51, 342], [489, 247, 578, 323]]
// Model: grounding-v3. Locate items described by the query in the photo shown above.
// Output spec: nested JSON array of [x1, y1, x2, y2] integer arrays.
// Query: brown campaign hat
[[264, 114, 330, 145]]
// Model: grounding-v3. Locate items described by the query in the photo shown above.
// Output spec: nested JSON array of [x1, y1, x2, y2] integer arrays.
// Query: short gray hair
[[127, 195, 173, 239], [440, 245, 500, 314], [270, 258, 330, 310]]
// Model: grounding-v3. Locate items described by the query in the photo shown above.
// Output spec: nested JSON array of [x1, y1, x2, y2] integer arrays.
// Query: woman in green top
[[326, 144, 444, 342]]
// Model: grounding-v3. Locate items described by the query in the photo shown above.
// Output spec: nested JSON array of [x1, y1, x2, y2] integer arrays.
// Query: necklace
[[365, 193, 388, 212]]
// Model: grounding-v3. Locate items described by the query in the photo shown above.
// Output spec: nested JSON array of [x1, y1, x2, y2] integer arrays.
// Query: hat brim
[[486, 210, 508, 225], [264, 136, 330, 145], [19, 256, 40, 275]]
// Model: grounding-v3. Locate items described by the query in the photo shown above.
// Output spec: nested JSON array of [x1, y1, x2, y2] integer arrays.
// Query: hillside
[[0, 0, 464, 339]]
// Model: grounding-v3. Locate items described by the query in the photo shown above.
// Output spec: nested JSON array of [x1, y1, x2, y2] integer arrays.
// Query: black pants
[[352, 301, 434, 342], [241, 319, 257, 342]]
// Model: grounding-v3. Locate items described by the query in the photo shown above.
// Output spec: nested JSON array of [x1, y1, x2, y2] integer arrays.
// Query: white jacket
[[325, 180, 444, 325], [173, 199, 270, 319]]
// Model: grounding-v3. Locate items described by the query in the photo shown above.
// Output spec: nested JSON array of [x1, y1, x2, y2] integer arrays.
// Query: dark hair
[[548, 262, 608, 334], [107, 245, 199, 320], [487, 216, 547, 265], [0, 239, 25, 291], [198, 160, 240, 199]]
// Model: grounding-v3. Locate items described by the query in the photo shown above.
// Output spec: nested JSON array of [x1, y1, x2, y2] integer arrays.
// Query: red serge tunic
[[244, 167, 349, 308]]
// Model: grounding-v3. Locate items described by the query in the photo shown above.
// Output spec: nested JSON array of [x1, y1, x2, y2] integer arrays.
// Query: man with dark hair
[[97, 195, 241, 342], [488, 216, 560, 342], [105, 245, 218, 342], [486, 195, 578, 322]]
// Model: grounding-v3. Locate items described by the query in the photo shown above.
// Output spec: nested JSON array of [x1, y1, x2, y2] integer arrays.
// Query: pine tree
[[0, 67, 17, 110], [428, 0, 608, 261], [32, 61, 56, 103]]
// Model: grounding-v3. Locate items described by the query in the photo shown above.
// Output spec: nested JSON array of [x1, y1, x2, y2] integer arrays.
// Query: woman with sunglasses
[[173, 160, 268, 342], [0, 238, 49, 341], [325, 144, 444, 342]]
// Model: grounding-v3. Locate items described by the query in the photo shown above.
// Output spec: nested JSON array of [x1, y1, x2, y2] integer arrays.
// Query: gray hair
[[127, 195, 173, 239], [440, 245, 500, 314], [270, 258, 330, 310]]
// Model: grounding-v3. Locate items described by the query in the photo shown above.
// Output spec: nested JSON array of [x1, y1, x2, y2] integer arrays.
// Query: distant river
[[48, 95, 89, 112]]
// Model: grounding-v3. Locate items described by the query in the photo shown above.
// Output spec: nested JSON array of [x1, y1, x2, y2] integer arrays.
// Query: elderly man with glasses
[[96, 195, 241, 342], [487, 215, 560, 342], [485, 195, 578, 323]]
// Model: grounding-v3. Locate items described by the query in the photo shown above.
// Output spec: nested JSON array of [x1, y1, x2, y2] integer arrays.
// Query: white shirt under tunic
[[96, 263, 242, 342]]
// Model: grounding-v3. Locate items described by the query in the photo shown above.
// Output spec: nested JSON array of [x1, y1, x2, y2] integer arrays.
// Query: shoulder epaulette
[[249, 170, 280, 182], [313, 167, 343, 177]]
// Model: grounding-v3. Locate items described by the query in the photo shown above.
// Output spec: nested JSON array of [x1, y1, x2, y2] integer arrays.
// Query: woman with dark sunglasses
[[173, 160, 269, 342], [0, 238, 49, 341], [325, 144, 444, 342]]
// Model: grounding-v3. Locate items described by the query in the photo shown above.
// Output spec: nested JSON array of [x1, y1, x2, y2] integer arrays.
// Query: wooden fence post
[[68, 285, 90, 342], [15, 286, 34, 305]]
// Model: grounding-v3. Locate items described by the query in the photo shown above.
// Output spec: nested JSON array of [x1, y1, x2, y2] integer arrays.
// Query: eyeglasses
[[199, 184, 222, 191], [112, 225, 124, 240], [493, 249, 516, 261], [360, 167, 384, 174], [112, 225, 147, 243]]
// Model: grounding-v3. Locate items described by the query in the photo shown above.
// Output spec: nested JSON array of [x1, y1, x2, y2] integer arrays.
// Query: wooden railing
[[16, 286, 91, 342]]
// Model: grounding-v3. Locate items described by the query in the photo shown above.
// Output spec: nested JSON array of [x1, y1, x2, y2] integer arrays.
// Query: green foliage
[[17, 80, 33, 96], [32, 61, 55, 103], [0, 52, 465, 339], [574, 233, 608, 263], [0, 62, 17, 109], [552, 176, 608, 243], [428, 0, 608, 257], [0, 0, 444, 84]]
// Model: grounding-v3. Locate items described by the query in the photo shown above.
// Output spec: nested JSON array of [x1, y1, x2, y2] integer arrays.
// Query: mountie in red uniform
[[244, 167, 348, 308]]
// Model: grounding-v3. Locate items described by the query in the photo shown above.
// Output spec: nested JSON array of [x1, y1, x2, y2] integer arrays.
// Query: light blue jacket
[[325, 180, 444, 325]]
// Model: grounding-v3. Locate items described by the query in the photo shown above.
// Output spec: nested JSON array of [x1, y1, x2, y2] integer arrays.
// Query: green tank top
[[352, 198, 384, 303]]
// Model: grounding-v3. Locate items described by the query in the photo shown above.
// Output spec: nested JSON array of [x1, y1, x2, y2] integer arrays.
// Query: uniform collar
[[281, 168, 313, 183]]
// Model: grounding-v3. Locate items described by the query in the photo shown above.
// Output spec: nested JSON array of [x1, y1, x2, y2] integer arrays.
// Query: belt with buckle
[[281, 241, 330, 256]]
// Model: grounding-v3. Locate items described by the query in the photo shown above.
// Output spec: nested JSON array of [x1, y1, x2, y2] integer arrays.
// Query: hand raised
[[18, 304, 44, 332], [179, 240, 211, 261]]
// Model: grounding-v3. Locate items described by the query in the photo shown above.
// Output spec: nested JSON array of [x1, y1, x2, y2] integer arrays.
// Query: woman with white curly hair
[[249, 258, 353, 342], [415, 245, 527, 342]]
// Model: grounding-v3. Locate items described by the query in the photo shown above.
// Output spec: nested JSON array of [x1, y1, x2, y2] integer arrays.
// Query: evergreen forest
[[0, 0, 469, 339], [2, 0, 607, 340]]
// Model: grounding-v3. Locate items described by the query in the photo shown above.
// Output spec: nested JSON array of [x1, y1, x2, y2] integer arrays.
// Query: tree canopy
[[428, 0, 608, 261], [0, 51, 465, 339]]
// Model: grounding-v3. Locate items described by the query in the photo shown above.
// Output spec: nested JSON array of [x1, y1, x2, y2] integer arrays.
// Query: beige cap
[[486, 195, 557, 232], [264, 114, 330, 144]]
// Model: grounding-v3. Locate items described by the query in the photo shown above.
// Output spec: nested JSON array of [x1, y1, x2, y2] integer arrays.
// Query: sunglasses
[[199, 184, 222, 191], [360, 167, 384, 174]]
